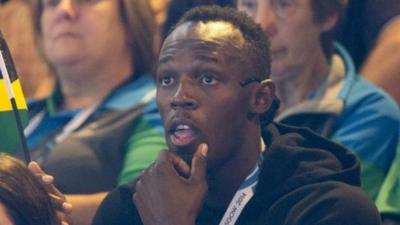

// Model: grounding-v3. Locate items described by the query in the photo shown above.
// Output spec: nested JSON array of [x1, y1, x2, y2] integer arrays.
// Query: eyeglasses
[[238, 0, 298, 19], [240, 77, 261, 87], [42, 0, 103, 8]]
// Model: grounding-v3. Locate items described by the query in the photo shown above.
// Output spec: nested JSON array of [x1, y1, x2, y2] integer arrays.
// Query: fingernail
[[61, 222, 69, 225], [42, 175, 54, 184], [200, 143, 208, 157], [28, 161, 39, 169], [63, 202, 73, 212]]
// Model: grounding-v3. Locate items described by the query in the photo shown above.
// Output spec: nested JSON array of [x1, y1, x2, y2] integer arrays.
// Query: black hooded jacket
[[92, 122, 381, 225]]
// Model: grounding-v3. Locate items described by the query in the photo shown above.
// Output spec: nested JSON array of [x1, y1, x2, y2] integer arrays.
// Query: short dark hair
[[162, 0, 235, 38], [175, 5, 270, 79], [310, 0, 348, 58]]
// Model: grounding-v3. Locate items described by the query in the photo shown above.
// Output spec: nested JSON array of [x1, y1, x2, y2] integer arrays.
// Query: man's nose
[[170, 80, 198, 110], [255, 2, 278, 37], [58, 0, 79, 19]]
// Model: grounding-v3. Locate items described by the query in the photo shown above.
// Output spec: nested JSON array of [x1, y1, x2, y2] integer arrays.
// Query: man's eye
[[159, 76, 174, 86], [239, 0, 257, 15], [272, 0, 293, 10], [199, 74, 218, 85]]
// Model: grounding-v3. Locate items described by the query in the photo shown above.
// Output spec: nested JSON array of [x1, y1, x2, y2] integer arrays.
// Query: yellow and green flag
[[0, 31, 29, 157]]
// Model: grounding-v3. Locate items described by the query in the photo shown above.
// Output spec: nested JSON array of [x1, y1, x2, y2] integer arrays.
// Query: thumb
[[190, 143, 208, 182]]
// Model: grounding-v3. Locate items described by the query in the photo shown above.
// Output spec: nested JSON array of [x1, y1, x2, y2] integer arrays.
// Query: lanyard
[[54, 103, 99, 143], [25, 89, 156, 144], [24, 102, 100, 144], [219, 156, 262, 225]]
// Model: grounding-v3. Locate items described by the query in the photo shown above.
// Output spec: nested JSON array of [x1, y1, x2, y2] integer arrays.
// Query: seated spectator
[[237, 0, 400, 222], [339, 5, 400, 219], [0, 154, 59, 225], [20, 0, 166, 224], [92, 6, 381, 225]]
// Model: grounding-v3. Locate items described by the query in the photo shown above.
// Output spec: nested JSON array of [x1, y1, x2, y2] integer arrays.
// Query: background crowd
[[0, 0, 399, 224]]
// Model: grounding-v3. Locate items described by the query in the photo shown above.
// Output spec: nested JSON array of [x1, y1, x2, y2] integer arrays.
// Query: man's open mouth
[[168, 118, 203, 148], [169, 123, 198, 147]]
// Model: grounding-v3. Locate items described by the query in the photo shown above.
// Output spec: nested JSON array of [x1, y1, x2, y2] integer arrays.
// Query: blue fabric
[[103, 76, 156, 110], [141, 100, 164, 134], [332, 43, 400, 173], [27, 109, 79, 149], [26, 75, 159, 153]]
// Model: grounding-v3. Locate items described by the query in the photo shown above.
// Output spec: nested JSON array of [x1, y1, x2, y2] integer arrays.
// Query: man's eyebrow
[[159, 54, 174, 64], [159, 52, 220, 65], [194, 54, 219, 63]]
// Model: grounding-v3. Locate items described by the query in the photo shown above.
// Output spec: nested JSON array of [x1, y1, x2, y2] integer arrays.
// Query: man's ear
[[320, 13, 338, 32], [249, 79, 276, 115]]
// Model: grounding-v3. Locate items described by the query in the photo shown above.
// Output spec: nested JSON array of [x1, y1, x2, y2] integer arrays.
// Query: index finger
[[157, 150, 191, 178], [28, 162, 72, 213]]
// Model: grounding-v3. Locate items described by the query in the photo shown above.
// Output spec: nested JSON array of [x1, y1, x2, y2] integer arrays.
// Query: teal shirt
[[276, 43, 400, 209], [26, 75, 166, 192]]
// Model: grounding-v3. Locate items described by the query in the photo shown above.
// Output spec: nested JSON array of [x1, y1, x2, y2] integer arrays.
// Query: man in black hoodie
[[92, 6, 380, 225]]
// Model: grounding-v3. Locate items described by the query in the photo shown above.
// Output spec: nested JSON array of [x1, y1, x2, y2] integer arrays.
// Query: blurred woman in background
[[22, 0, 166, 224]]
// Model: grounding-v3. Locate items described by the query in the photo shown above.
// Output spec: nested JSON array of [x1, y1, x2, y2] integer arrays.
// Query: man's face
[[237, 0, 328, 82], [156, 21, 255, 169]]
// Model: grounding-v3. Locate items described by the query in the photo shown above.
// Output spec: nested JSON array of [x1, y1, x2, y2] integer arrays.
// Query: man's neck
[[55, 58, 133, 110], [205, 160, 257, 209], [275, 51, 330, 113], [205, 129, 261, 210]]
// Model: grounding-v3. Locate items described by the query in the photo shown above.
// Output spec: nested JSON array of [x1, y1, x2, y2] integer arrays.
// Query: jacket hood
[[257, 122, 360, 205]]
